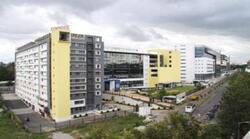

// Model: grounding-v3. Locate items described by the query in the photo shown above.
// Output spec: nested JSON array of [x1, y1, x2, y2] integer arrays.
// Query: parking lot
[[1, 93, 53, 132]]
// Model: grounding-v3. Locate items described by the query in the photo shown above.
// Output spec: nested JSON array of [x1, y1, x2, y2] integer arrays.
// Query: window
[[74, 100, 84, 105], [95, 91, 101, 96], [95, 44, 101, 49], [59, 32, 70, 41], [151, 74, 158, 77], [95, 77, 101, 82], [95, 50, 101, 55], [96, 64, 101, 69], [95, 84, 101, 89], [160, 55, 164, 67], [95, 37, 100, 42]]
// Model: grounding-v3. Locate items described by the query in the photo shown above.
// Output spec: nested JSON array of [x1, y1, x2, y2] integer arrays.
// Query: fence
[[0, 86, 14, 93], [25, 109, 133, 133]]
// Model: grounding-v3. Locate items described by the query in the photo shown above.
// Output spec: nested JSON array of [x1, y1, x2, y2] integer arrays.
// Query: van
[[185, 103, 196, 113]]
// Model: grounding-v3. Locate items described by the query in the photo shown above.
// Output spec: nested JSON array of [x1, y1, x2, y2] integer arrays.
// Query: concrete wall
[[102, 93, 161, 109]]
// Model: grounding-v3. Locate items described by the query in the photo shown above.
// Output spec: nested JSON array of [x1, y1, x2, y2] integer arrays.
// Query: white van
[[185, 103, 196, 113]]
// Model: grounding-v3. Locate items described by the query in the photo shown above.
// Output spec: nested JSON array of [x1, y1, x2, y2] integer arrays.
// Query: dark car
[[206, 112, 215, 120]]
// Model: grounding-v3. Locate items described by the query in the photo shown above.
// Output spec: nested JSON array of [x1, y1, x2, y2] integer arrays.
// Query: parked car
[[185, 103, 196, 113], [206, 112, 215, 120], [189, 95, 199, 101]]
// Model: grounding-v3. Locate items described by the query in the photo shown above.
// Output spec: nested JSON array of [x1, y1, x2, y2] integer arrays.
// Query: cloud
[[117, 25, 151, 42], [0, 0, 250, 63]]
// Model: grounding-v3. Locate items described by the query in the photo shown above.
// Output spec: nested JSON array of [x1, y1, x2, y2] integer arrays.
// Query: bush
[[169, 105, 174, 110]]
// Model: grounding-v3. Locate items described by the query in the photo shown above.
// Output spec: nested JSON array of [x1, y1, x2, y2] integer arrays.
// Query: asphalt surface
[[179, 82, 228, 122], [1, 93, 53, 132]]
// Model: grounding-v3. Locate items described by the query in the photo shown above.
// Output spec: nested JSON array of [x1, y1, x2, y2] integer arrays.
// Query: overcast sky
[[1, 0, 250, 64]]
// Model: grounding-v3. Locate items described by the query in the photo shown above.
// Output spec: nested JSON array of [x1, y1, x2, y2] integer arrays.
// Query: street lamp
[[238, 121, 250, 139]]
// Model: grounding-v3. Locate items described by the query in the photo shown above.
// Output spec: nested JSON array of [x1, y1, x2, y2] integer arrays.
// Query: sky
[[0, 0, 250, 64]]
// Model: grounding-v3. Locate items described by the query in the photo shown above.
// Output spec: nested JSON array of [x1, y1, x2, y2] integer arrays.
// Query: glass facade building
[[104, 52, 144, 79]]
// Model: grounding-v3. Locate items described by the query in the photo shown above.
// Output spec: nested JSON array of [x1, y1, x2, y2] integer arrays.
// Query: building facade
[[148, 49, 181, 88], [15, 26, 104, 121], [194, 57, 215, 81], [104, 47, 150, 90], [176, 44, 195, 83]]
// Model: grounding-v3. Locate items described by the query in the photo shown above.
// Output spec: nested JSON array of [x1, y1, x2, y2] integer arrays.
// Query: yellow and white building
[[15, 26, 104, 121], [148, 49, 181, 88]]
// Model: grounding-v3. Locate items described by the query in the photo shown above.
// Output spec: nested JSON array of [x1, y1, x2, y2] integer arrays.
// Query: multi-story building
[[195, 46, 218, 81], [176, 44, 195, 83], [104, 47, 150, 90], [15, 26, 104, 121], [148, 49, 181, 88], [194, 57, 215, 81]]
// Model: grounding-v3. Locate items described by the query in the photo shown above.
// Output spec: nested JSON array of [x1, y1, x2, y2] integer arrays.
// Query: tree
[[0, 62, 15, 81], [200, 124, 224, 139], [218, 72, 250, 139], [142, 112, 200, 139], [158, 89, 167, 102]]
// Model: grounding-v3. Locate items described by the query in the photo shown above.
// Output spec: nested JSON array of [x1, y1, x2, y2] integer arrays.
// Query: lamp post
[[237, 121, 250, 139]]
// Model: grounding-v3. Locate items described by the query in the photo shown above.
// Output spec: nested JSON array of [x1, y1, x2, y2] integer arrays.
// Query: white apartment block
[[15, 41, 49, 113], [176, 44, 195, 83]]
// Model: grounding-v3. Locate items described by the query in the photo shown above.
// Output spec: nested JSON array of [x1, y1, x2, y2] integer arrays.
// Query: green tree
[[218, 72, 250, 139], [200, 124, 224, 139], [0, 62, 15, 82], [142, 112, 200, 139], [158, 89, 167, 102]]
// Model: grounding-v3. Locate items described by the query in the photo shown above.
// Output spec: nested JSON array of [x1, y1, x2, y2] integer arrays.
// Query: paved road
[[193, 83, 227, 115], [179, 81, 228, 122]]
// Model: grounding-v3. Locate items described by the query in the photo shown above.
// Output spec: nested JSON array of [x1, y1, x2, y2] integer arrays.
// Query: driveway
[[1, 93, 54, 132]]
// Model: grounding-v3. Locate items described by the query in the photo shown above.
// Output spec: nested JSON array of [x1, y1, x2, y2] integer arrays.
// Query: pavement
[[52, 132, 74, 139], [1, 93, 54, 132], [178, 81, 228, 122]]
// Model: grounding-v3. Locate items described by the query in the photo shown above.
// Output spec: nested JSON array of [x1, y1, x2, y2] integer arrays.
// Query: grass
[[166, 86, 195, 95], [0, 96, 49, 139], [63, 113, 145, 138]]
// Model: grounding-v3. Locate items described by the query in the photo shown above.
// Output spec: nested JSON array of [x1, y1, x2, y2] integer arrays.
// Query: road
[[179, 81, 228, 122]]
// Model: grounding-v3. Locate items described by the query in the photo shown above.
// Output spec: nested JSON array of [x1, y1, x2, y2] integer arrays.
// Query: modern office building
[[194, 57, 215, 81], [148, 49, 181, 88], [104, 47, 150, 90], [15, 26, 104, 121], [195, 46, 219, 81], [176, 44, 195, 83]]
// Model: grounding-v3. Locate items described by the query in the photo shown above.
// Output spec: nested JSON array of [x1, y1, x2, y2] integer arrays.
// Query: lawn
[[0, 96, 49, 139], [63, 113, 145, 138], [166, 86, 195, 95]]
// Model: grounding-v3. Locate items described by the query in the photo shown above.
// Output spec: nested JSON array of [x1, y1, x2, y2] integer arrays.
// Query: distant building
[[195, 46, 223, 81], [15, 26, 104, 121], [221, 54, 230, 73], [176, 44, 195, 83], [195, 57, 215, 81], [148, 49, 181, 88]]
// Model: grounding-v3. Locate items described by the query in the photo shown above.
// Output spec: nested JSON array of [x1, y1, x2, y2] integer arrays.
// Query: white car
[[185, 103, 196, 113]]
